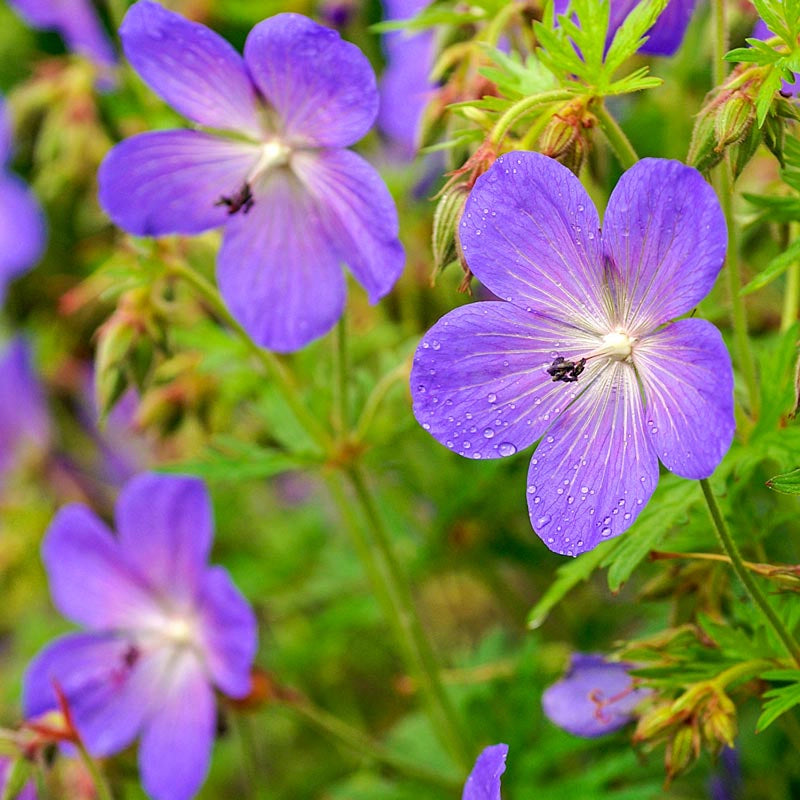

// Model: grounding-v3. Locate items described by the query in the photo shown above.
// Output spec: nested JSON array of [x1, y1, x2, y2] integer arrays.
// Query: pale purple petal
[[411, 301, 605, 459], [603, 159, 726, 332], [9, 0, 116, 68], [114, 473, 213, 602], [244, 13, 378, 148], [98, 130, 258, 236], [542, 653, 650, 737], [292, 148, 404, 302], [23, 632, 149, 756], [197, 566, 257, 698], [0, 338, 49, 480], [217, 171, 346, 352], [460, 152, 609, 331], [120, 0, 260, 135], [462, 743, 508, 800], [42, 504, 159, 628], [0, 99, 11, 163], [0, 174, 45, 298], [0, 758, 36, 800], [139, 652, 215, 800], [635, 318, 734, 479], [527, 362, 659, 556]]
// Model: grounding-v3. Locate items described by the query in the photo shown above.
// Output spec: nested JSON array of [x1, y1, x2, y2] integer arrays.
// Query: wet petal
[[462, 743, 508, 800], [411, 301, 604, 460], [115, 473, 213, 601], [23, 632, 149, 756], [120, 0, 260, 135], [292, 149, 404, 302], [139, 651, 215, 800], [542, 653, 650, 737], [603, 159, 726, 331], [527, 362, 659, 556], [98, 130, 258, 236], [197, 566, 257, 698], [460, 152, 609, 331], [244, 13, 378, 147], [635, 318, 734, 479], [217, 171, 346, 352], [0, 173, 45, 298], [43, 504, 158, 628]]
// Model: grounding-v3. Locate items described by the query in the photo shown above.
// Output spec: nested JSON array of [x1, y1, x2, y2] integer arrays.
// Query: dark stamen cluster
[[216, 182, 254, 215], [547, 356, 586, 383]]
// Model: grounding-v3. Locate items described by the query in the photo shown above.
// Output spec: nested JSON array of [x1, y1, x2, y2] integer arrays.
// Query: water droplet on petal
[[483, 428, 495, 439], [536, 514, 552, 528], [487, 393, 497, 403], [498, 442, 517, 456], [601, 527, 612, 536]]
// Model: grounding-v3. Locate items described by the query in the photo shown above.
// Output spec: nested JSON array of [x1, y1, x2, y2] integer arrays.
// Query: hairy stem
[[593, 101, 638, 170], [489, 89, 574, 146], [700, 479, 800, 666], [782, 263, 800, 333], [74, 740, 114, 800]]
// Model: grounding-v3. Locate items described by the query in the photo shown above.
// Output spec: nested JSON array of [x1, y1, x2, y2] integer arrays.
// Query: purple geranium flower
[[99, 2, 404, 352], [542, 653, 651, 737], [0, 99, 45, 304], [0, 758, 36, 800], [411, 153, 734, 556], [23, 473, 257, 800], [8, 0, 116, 70], [0, 338, 50, 485], [378, 0, 436, 158], [463, 744, 508, 800], [555, 0, 696, 56]]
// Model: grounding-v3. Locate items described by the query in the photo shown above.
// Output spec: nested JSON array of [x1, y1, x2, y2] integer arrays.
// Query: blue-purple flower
[[8, 0, 116, 71], [23, 473, 257, 800], [542, 653, 651, 737], [378, 0, 436, 158], [463, 744, 508, 800], [0, 338, 50, 485], [99, 2, 404, 352], [0, 99, 45, 304], [411, 152, 734, 556], [555, 0, 697, 56]]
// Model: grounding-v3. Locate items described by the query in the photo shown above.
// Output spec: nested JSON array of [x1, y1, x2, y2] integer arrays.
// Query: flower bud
[[633, 702, 679, 742], [687, 105, 723, 174], [538, 103, 593, 175], [714, 93, 755, 151], [665, 724, 698, 783], [431, 185, 469, 283]]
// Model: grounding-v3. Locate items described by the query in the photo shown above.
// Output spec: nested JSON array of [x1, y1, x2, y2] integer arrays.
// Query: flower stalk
[[593, 101, 638, 170], [489, 89, 574, 146]]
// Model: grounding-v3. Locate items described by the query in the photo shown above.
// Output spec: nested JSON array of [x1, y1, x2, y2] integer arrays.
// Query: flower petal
[[526, 362, 659, 556], [43, 504, 158, 628], [119, 0, 260, 135], [602, 159, 726, 331], [411, 301, 603, 460], [197, 566, 257, 698], [0, 173, 45, 298], [98, 130, 258, 236], [542, 653, 650, 738], [23, 632, 149, 756], [635, 318, 734, 479], [217, 171, 346, 352], [0, 99, 11, 163], [462, 743, 508, 800], [292, 149, 404, 302], [139, 651, 215, 800], [634, 0, 696, 56], [115, 473, 213, 602], [460, 152, 609, 330], [243, 13, 378, 148]]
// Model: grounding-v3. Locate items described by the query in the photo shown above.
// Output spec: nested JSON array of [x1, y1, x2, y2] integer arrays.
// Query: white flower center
[[601, 330, 635, 361], [248, 139, 291, 183]]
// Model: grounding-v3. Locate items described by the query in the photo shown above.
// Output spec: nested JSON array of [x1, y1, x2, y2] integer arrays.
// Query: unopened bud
[[714, 94, 755, 151], [539, 112, 589, 175], [665, 724, 698, 783], [687, 106, 723, 174], [634, 703, 678, 742], [431, 185, 469, 283]]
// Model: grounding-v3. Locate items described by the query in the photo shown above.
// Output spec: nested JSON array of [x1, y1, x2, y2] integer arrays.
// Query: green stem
[[711, 0, 728, 88], [700, 479, 800, 666], [593, 101, 638, 169], [332, 317, 349, 434], [169, 261, 333, 451], [234, 715, 268, 800], [355, 356, 411, 441], [483, 1, 521, 48], [104, 0, 129, 31], [489, 90, 574, 146], [284, 698, 461, 791], [74, 740, 114, 800], [327, 470, 472, 769], [782, 263, 800, 332]]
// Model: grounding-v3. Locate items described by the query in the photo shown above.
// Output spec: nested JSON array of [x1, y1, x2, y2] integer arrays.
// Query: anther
[[215, 182, 255, 215], [547, 356, 586, 383]]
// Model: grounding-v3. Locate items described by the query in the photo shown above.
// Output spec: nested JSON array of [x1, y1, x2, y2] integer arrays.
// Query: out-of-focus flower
[[8, 0, 116, 70], [542, 653, 651, 737], [0, 338, 50, 486], [0, 99, 45, 304], [378, 0, 436, 158], [752, 19, 798, 97], [554, 0, 697, 56], [462, 744, 508, 800], [0, 758, 36, 800], [99, 2, 404, 352], [411, 153, 734, 556], [708, 747, 742, 800], [23, 473, 258, 800]]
